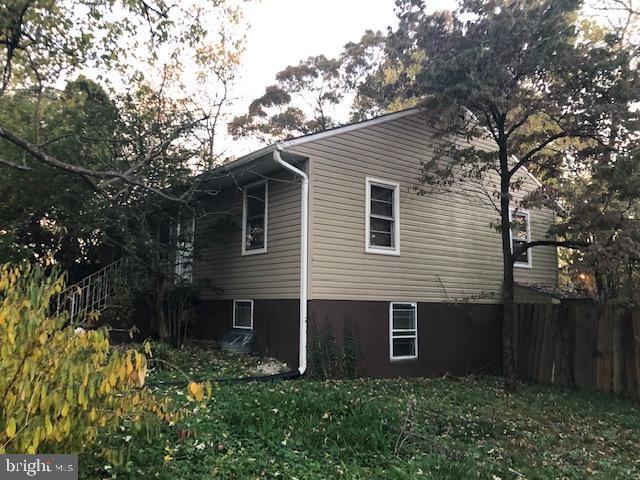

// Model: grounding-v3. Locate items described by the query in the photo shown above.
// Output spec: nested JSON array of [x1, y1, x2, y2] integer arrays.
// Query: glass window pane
[[371, 199, 393, 217], [370, 231, 392, 247], [393, 306, 416, 330], [247, 183, 266, 202], [393, 338, 416, 357], [368, 182, 399, 251], [371, 185, 393, 202], [235, 302, 252, 328], [246, 217, 265, 249], [247, 184, 266, 218], [245, 183, 266, 251], [370, 217, 393, 234], [174, 218, 194, 284], [511, 213, 528, 240], [513, 239, 529, 263]]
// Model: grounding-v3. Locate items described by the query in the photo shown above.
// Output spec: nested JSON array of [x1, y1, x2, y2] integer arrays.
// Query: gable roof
[[221, 108, 421, 171], [216, 107, 549, 196]]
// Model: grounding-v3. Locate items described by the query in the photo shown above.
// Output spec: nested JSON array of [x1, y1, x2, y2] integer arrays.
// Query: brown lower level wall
[[195, 298, 503, 378], [194, 299, 300, 368], [309, 300, 502, 378]]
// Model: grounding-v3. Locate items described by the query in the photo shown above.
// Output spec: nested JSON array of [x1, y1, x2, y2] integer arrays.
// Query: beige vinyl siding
[[291, 112, 557, 303], [194, 169, 302, 300]]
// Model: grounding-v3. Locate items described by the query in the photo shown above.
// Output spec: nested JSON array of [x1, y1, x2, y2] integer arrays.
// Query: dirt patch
[[251, 358, 289, 376]]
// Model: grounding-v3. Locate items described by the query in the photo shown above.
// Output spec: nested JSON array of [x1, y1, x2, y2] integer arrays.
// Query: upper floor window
[[242, 180, 268, 255], [365, 177, 400, 255], [510, 209, 532, 268], [390, 302, 418, 360]]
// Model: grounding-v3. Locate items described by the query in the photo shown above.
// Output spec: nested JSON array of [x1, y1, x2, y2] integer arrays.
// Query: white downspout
[[273, 144, 308, 375]]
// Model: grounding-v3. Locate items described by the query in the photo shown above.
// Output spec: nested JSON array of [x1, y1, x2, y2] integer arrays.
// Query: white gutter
[[273, 144, 308, 375]]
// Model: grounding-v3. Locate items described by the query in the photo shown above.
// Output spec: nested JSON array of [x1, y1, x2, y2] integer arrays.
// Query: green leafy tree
[[341, 29, 421, 121], [229, 55, 344, 142], [555, 0, 640, 305], [558, 149, 640, 305], [0, 0, 246, 197], [0, 78, 121, 270], [386, 0, 639, 387], [0, 1, 250, 343], [229, 30, 423, 143]]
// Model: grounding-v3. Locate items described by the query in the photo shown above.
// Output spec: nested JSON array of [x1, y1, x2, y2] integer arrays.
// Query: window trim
[[510, 208, 532, 269], [389, 302, 418, 361], [233, 299, 254, 330], [241, 180, 268, 256], [365, 177, 400, 256]]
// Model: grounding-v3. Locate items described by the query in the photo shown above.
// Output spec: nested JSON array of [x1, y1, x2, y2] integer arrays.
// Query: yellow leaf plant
[[0, 263, 179, 454]]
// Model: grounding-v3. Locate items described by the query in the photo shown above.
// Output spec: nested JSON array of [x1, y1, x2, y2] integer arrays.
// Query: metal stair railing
[[53, 257, 133, 322]]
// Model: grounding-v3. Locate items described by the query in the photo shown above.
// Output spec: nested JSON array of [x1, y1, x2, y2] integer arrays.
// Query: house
[[189, 108, 558, 377]]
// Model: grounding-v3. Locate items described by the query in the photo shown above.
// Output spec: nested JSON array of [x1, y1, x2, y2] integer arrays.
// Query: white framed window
[[365, 177, 400, 255], [510, 208, 532, 268], [233, 300, 254, 330], [389, 302, 418, 360], [242, 180, 268, 255]]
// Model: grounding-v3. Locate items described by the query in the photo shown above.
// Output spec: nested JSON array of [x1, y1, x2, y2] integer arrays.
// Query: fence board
[[514, 302, 640, 402]]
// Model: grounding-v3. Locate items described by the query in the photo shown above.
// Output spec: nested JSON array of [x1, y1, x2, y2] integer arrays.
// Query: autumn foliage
[[0, 263, 181, 454]]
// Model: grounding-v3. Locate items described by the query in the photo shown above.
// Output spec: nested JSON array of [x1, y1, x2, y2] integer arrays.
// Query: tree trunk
[[499, 136, 517, 390], [154, 278, 171, 340]]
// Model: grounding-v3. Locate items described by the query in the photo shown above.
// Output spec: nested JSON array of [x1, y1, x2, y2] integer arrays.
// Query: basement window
[[242, 180, 268, 255], [233, 300, 254, 330], [366, 177, 400, 255], [510, 209, 532, 268], [390, 302, 418, 360]]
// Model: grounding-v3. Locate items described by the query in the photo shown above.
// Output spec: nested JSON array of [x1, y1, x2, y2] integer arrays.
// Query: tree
[[0, 77, 122, 269], [341, 29, 421, 121], [228, 29, 423, 144], [386, 0, 640, 388], [0, 0, 246, 199], [558, 148, 640, 305], [0, 1, 251, 344], [229, 55, 344, 143], [557, 0, 640, 305]]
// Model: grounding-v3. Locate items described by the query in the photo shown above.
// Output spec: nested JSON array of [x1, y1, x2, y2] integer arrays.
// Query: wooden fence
[[514, 302, 640, 401]]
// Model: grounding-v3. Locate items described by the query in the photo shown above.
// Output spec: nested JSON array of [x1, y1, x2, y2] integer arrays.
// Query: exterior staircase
[[53, 257, 135, 323]]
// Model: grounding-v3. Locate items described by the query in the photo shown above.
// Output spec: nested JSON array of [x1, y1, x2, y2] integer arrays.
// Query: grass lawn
[[81, 344, 640, 479]]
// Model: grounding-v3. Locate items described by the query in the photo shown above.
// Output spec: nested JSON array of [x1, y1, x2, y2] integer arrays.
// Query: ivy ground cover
[[82, 344, 640, 479]]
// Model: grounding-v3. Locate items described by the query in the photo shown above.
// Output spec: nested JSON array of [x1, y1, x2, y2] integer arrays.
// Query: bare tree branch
[[0, 156, 30, 171], [508, 131, 570, 177], [512, 239, 590, 262], [0, 121, 197, 203]]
